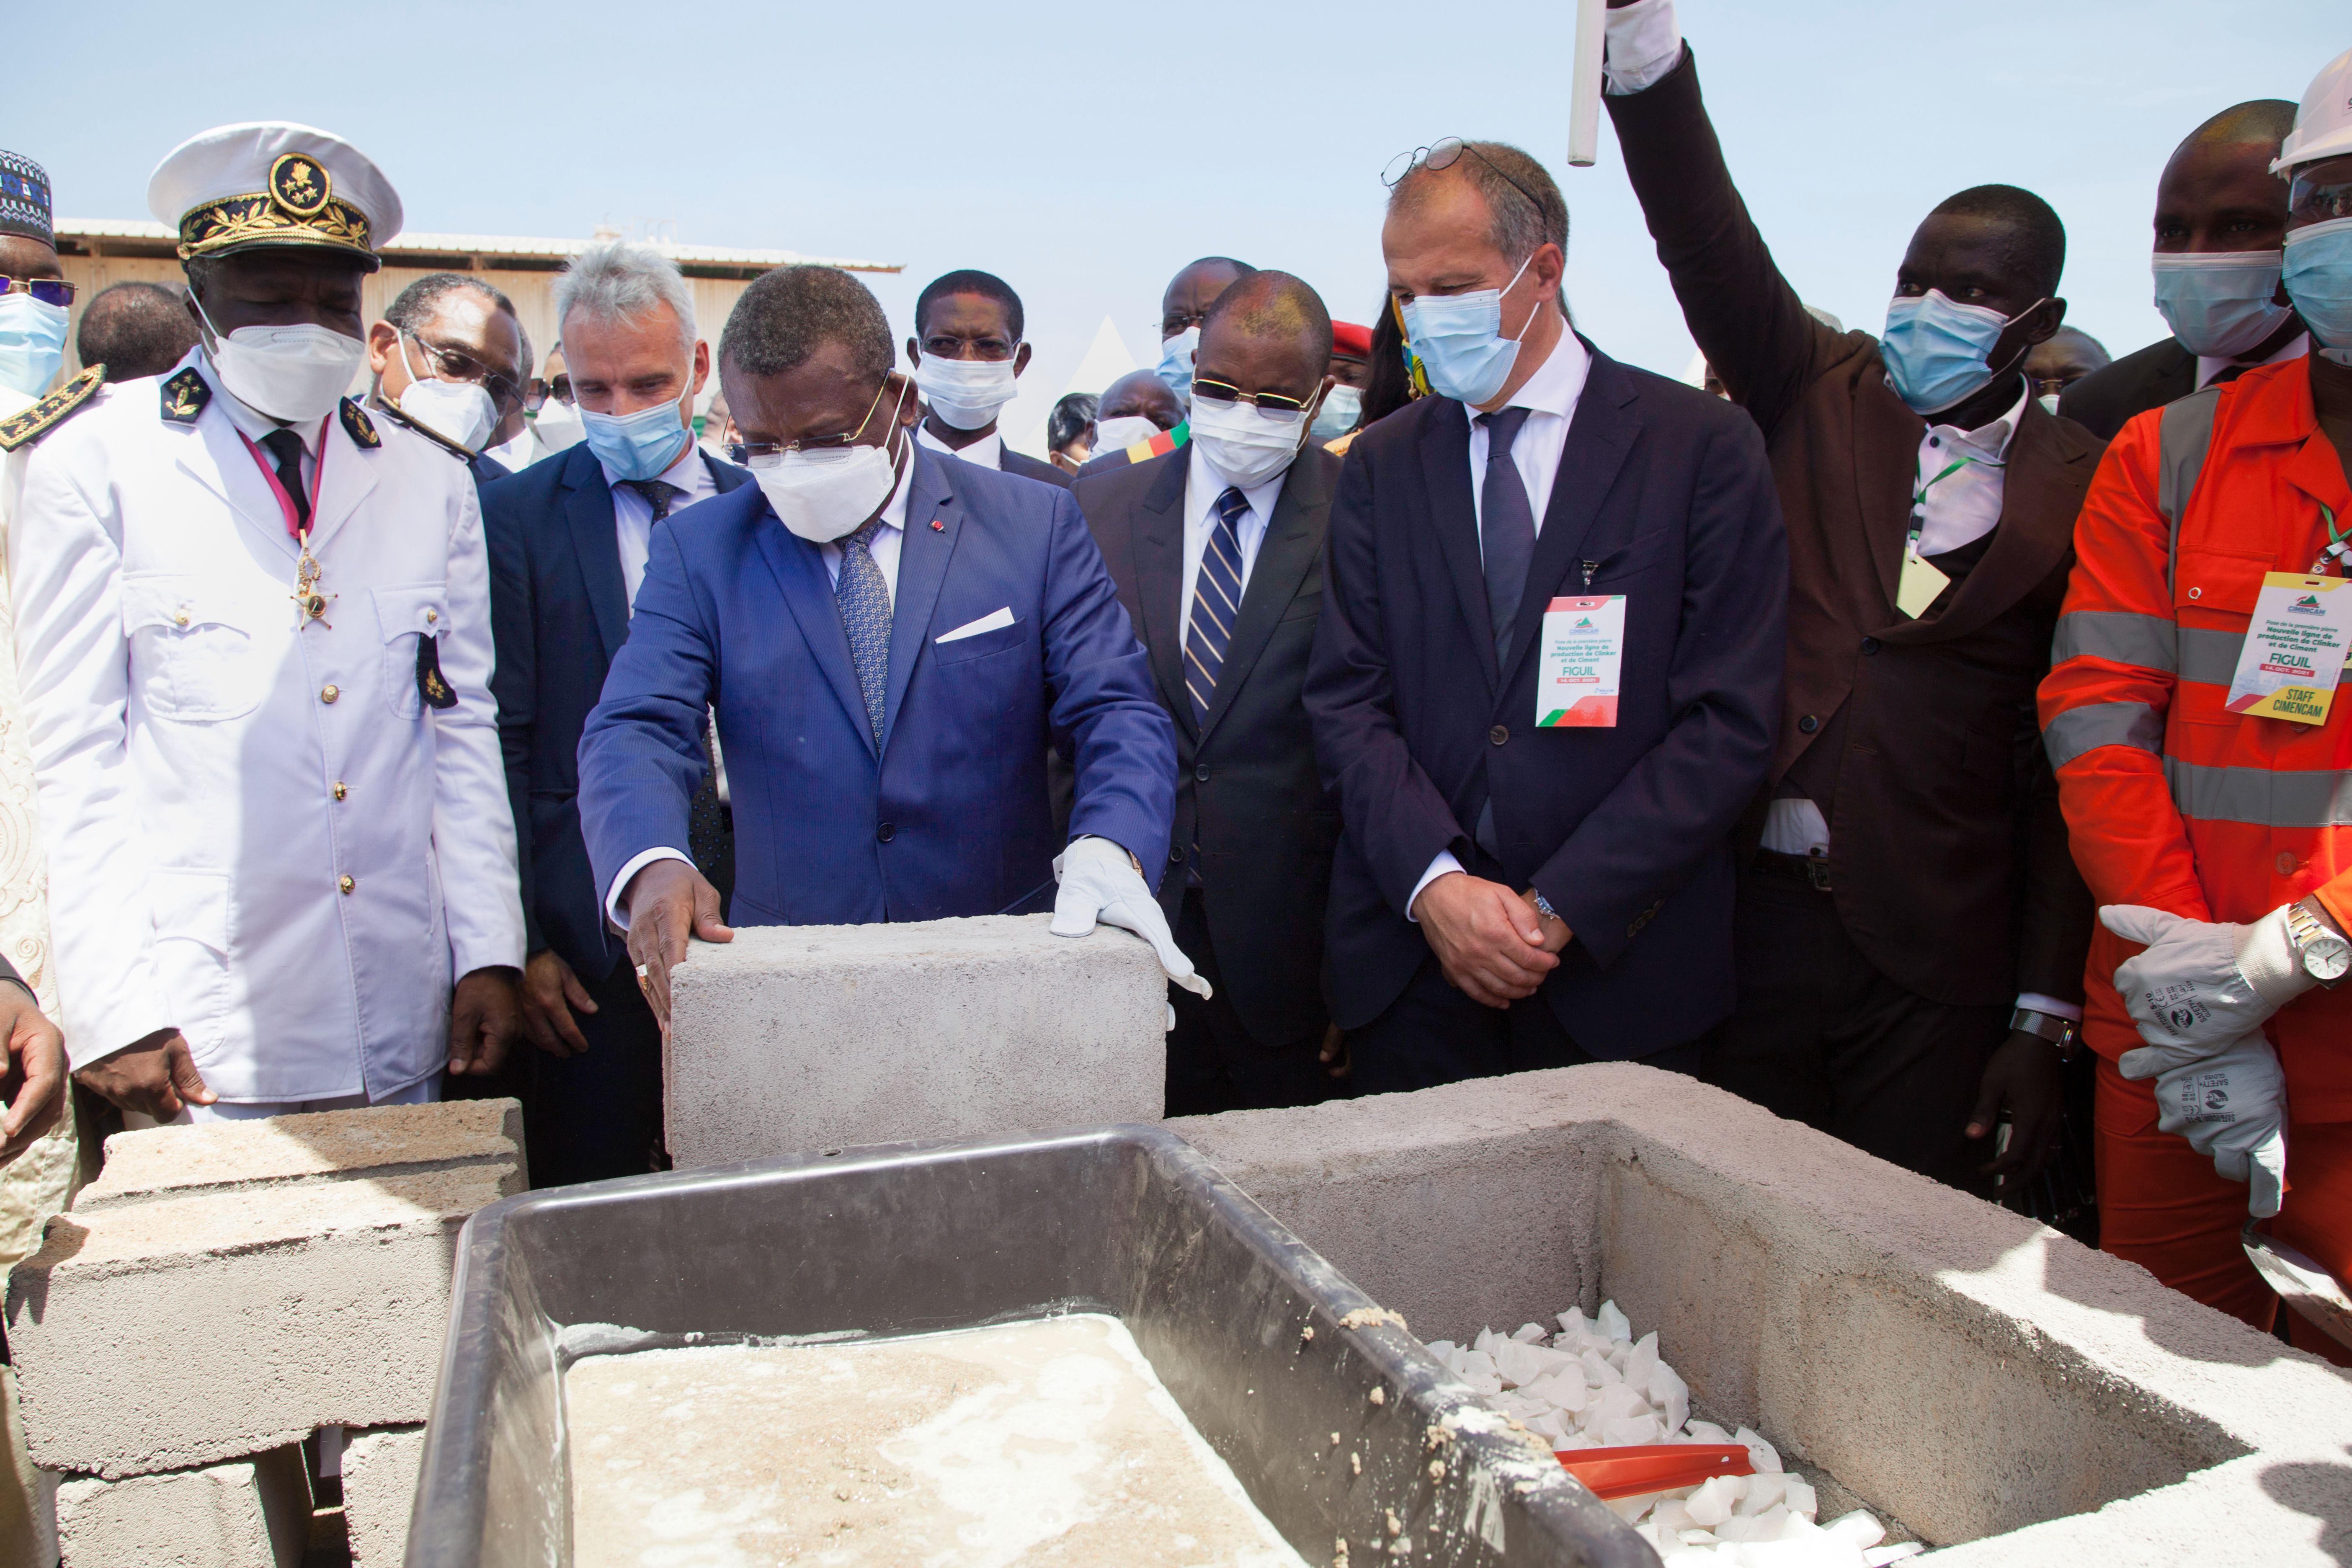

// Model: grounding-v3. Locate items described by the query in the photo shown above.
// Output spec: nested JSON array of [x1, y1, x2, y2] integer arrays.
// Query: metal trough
[[405, 1125, 1653, 1567]]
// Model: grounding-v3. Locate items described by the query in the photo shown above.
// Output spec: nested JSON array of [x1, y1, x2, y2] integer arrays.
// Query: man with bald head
[[1075, 270, 1342, 1112], [1156, 256, 1254, 407], [2061, 100, 2306, 440], [1077, 368, 1189, 477]]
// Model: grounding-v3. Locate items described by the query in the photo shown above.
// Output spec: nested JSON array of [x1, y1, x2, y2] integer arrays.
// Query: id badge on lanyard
[[1536, 595, 1626, 727], [2224, 573, 2352, 726]]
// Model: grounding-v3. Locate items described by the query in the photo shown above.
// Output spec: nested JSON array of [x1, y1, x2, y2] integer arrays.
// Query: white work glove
[[1050, 836, 1212, 998], [2103, 903, 2311, 1078], [2149, 1030, 2288, 1219]]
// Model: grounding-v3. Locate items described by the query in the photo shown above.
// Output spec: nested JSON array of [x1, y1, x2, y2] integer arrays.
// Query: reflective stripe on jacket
[[2038, 357, 2352, 1116]]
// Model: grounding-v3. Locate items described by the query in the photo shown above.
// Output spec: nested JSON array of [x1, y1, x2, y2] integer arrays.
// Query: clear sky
[[8, 2, 2342, 450]]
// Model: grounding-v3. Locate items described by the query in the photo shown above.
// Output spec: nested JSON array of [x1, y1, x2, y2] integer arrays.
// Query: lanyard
[[2317, 501, 2349, 577], [1912, 456, 1969, 511], [234, 423, 336, 629]]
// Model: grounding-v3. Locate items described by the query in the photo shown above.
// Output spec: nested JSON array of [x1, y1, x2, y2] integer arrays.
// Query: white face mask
[[193, 294, 367, 423], [1092, 414, 1163, 453], [1189, 388, 1315, 490], [395, 333, 499, 450], [750, 379, 912, 544], [916, 351, 1021, 431], [532, 395, 586, 452]]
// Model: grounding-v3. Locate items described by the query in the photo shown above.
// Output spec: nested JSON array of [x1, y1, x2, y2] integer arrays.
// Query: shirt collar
[[2198, 330, 2310, 391], [200, 348, 326, 457], [917, 423, 1002, 469], [1927, 376, 2030, 462], [876, 440, 914, 535], [1484, 322, 1590, 422], [600, 441, 712, 498]]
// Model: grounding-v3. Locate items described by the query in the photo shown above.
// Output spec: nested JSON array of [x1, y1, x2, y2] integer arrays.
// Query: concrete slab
[[663, 914, 1166, 1168], [77, 1101, 524, 1211], [1174, 1064, 2352, 1564], [340, 1425, 423, 1568], [54, 1444, 309, 1568]]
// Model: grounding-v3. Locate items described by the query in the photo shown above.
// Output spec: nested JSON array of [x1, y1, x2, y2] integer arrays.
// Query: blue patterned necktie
[[835, 517, 892, 748], [1184, 487, 1250, 728]]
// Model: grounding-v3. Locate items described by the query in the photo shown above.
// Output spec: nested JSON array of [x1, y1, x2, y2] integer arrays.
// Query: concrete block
[[9, 1164, 512, 1478], [55, 1444, 309, 1568], [664, 914, 1165, 1168], [1175, 1064, 2352, 1565], [340, 1425, 423, 1568], [77, 1100, 524, 1211]]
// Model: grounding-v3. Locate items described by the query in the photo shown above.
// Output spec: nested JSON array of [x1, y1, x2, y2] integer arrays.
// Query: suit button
[[332, 781, 348, 801], [1169, 845, 1185, 864], [1489, 725, 1509, 746], [2278, 851, 2300, 875], [1194, 765, 1210, 783], [338, 875, 355, 894], [1859, 637, 1880, 655], [1798, 714, 1819, 734], [321, 684, 340, 704], [876, 823, 895, 843]]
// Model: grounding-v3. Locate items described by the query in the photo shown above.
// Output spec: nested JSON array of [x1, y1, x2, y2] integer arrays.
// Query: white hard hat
[[147, 122, 402, 270], [2273, 48, 2352, 175]]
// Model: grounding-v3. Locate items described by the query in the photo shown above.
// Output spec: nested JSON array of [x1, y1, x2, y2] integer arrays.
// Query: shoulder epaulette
[[0, 366, 105, 453], [365, 396, 473, 461], [340, 396, 382, 449], [160, 366, 210, 424]]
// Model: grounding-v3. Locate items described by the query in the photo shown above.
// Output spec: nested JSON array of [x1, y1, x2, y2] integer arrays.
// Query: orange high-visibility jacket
[[2039, 358, 2352, 1119]]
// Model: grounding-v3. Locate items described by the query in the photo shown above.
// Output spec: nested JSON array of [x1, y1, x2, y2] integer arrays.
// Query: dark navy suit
[[481, 441, 749, 1184], [1306, 341, 1787, 1084], [579, 445, 1175, 930]]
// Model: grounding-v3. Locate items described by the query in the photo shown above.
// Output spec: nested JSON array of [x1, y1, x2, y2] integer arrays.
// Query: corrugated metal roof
[[53, 219, 900, 273]]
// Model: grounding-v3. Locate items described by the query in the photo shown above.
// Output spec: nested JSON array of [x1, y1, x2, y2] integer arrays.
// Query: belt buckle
[[1804, 848, 1833, 893]]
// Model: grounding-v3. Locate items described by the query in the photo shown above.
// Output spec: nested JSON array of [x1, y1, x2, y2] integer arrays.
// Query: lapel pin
[[931, 518, 944, 531]]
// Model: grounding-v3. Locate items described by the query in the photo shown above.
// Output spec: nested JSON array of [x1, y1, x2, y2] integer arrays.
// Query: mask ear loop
[[1501, 250, 1546, 344], [1986, 297, 2054, 385]]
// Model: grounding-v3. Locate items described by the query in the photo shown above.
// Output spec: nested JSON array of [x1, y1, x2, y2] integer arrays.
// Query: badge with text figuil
[[2225, 573, 2352, 727], [1537, 595, 1626, 727]]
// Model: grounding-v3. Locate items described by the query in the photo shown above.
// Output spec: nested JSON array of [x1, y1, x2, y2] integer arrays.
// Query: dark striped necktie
[[1184, 487, 1249, 728]]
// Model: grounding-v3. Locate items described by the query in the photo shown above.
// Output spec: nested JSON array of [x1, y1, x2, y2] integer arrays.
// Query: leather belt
[[1751, 847, 1833, 892]]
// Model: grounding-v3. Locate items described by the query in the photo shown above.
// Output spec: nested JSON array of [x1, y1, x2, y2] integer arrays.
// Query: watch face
[[2311, 933, 2352, 982]]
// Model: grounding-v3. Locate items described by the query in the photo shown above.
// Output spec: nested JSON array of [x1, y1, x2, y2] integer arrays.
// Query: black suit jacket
[[1607, 46, 2098, 1007], [1001, 445, 1073, 489], [1074, 446, 1340, 1046], [481, 442, 750, 982], [1306, 342, 1787, 1054], [2058, 337, 2195, 441]]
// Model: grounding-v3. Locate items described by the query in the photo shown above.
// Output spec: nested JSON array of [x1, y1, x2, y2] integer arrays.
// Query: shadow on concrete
[[2260, 1448, 2352, 1565]]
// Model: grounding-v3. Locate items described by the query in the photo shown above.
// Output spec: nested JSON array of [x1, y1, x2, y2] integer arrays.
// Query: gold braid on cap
[[176, 152, 372, 261]]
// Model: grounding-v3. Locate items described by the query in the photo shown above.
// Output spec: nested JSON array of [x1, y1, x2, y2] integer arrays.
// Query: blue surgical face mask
[[1156, 326, 1199, 406], [2283, 217, 2352, 364], [1879, 288, 2038, 416], [1399, 252, 1539, 407], [0, 292, 70, 400], [2151, 251, 2296, 359], [579, 377, 695, 481], [1310, 382, 1363, 443]]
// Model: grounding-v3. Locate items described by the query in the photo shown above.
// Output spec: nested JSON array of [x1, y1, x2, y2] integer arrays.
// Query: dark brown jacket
[[1606, 48, 2099, 1006]]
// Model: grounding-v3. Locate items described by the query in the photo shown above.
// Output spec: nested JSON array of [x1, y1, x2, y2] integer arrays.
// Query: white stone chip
[[1825, 1510, 1885, 1550], [1736, 1424, 1785, 1474], [1596, 1299, 1632, 1343], [1511, 1322, 1548, 1343]]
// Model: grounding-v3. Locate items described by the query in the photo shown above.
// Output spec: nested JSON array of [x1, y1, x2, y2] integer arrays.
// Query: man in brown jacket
[[1600, 0, 2100, 1192]]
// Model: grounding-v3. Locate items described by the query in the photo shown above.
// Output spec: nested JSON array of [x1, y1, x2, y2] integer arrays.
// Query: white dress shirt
[[604, 448, 914, 928], [1405, 327, 1594, 922], [1180, 442, 1284, 658], [918, 422, 1003, 470], [602, 443, 719, 610], [2197, 329, 2308, 391]]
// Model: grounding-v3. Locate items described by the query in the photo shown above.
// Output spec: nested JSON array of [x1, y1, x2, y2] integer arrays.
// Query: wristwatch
[[2009, 1007, 2080, 1061], [1532, 890, 1561, 924], [2285, 901, 2350, 988]]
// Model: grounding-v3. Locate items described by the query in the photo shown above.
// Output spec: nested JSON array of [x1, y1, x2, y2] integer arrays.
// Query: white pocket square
[[936, 606, 1015, 644]]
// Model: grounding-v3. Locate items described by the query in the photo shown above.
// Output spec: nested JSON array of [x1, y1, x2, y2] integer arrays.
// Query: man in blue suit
[[482, 240, 746, 1186], [1308, 139, 1786, 1093], [580, 265, 1192, 1024]]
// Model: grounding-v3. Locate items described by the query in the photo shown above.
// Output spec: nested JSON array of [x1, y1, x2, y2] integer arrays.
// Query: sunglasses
[[1190, 376, 1320, 415], [1, 277, 76, 308], [526, 373, 573, 411]]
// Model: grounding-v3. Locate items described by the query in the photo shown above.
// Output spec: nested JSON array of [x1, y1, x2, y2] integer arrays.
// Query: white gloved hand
[[1050, 836, 1212, 999], [2149, 1030, 2288, 1219], [2104, 903, 2310, 1078]]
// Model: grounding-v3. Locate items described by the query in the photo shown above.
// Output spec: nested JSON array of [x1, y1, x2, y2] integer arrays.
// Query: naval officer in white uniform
[[9, 123, 525, 1121]]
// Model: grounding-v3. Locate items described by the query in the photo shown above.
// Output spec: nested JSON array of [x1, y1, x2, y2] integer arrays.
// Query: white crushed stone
[[1424, 1302, 1924, 1568]]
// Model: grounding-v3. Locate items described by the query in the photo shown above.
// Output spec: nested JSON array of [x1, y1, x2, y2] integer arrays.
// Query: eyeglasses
[[526, 374, 573, 411], [0, 277, 76, 308], [2288, 171, 2352, 227], [1381, 137, 1547, 222], [727, 376, 897, 465], [1159, 310, 1210, 337], [1191, 376, 1320, 415], [919, 334, 1019, 361], [407, 331, 524, 413]]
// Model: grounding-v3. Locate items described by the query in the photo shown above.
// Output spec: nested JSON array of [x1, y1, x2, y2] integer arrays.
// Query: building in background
[[48, 221, 902, 383]]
